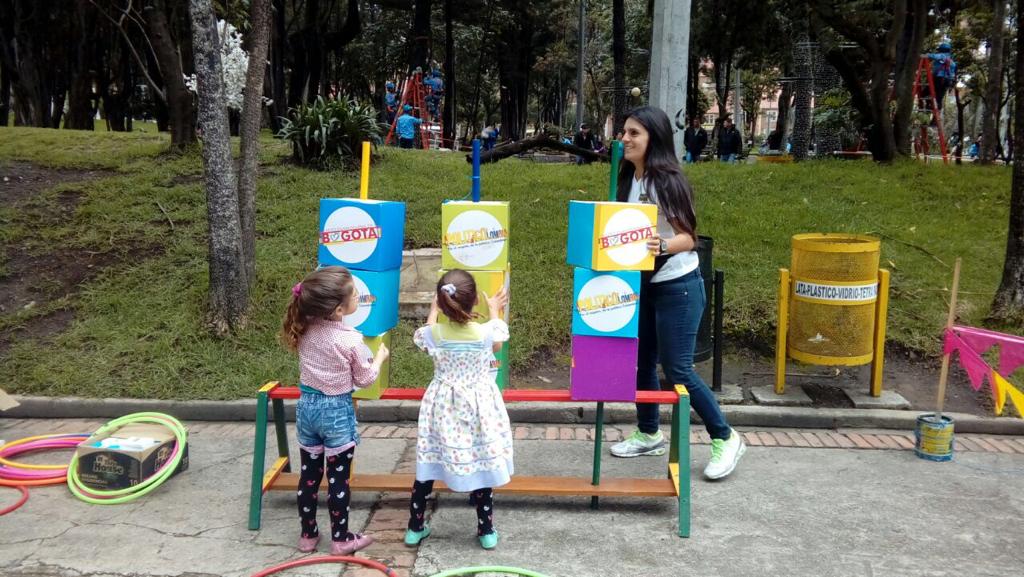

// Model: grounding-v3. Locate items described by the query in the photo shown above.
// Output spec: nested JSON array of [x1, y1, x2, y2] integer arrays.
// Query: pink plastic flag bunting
[[953, 325, 1024, 378], [949, 332, 992, 391]]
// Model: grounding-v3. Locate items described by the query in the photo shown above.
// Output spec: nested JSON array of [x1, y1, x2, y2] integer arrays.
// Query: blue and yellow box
[[571, 268, 641, 338], [566, 201, 656, 271], [437, 268, 510, 323], [343, 268, 400, 337], [353, 332, 391, 400], [319, 198, 406, 271], [441, 201, 509, 271]]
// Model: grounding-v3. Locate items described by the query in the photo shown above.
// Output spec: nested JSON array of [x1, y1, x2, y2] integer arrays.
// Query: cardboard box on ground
[[74, 422, 189, 490]]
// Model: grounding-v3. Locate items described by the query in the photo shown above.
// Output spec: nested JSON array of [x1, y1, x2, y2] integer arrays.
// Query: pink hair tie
[[292, 282, 303, 297]]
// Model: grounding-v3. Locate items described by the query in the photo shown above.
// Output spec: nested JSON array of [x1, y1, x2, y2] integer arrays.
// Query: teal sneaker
[[479, 530, 499, 550], [610, 429, 666, 457], [404, 526, 431, 546]]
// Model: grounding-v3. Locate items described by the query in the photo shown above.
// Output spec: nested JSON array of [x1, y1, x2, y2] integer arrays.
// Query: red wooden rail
[[267, 385, 680, 404]]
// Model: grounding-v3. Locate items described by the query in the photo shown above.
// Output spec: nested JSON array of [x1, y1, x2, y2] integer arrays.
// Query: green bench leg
[[590, 402, 605, 509], [670, 387, 691, 538], [248, 389, 270, 530]]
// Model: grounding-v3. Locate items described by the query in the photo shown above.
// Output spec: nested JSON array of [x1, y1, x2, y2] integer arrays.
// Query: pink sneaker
[[297, 534, 320, 553], [330, 533, 374, 555]]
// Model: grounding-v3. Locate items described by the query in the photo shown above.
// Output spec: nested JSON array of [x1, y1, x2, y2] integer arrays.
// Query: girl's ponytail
[[280, 294, 306, 351], [436, 269, 477, 325]]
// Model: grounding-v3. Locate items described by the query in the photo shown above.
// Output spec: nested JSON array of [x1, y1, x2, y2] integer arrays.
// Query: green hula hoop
[[67, 412, 188, 504], [428, 567, 551, 577]]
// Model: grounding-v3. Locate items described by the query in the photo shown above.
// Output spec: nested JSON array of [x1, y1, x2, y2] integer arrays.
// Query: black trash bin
[[694, 235, 723, 390]]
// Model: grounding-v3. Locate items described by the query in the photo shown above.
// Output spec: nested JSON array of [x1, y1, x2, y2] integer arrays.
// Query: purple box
[[570, 335, 638, 402]]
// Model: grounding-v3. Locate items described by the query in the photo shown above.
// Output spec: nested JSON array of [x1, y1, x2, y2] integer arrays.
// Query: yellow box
[[353, 332, 391, 400]]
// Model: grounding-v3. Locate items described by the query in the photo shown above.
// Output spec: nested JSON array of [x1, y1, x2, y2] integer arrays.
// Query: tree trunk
[[791, 31, 812, 160], [65, 0, 95, 130], [774, 79, 793, 151], [981, 0, 1006, 164], [410, 0, 432, 72], [467, 130, 608, 164], [442, 0, 455, 146], [0, 59, 10, 126], [868, 63, 897, 161], [146, 0, 197, 151], [497, 1, 533, 142], [190, 0, 248, 334], [954, 87, 969, 164], [267, 0, 287, 131], [991, 0, 1024, 323], [612, 0, 626, 137], [892, 0, 927, 156], [237, 0, 272, 289]]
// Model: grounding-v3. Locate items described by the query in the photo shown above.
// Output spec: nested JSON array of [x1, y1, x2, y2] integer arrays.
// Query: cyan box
[[566, 201, 656, 271], [354, 332, 391, 400], [441, 201, 509, 270], [319, 198, 406, 271], [570, 334, 638, 402], [342, 268, 400, 337], [572, 268, 640, 338]]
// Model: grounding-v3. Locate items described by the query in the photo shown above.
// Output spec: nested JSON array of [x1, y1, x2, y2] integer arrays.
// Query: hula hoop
[[67, 412, 188, 505], [0, 485, 29, 516], [0, 435, 89, 486], [0, 433, 88, 469], [250, 555, 396, 577], [428, 568, 552, 577]]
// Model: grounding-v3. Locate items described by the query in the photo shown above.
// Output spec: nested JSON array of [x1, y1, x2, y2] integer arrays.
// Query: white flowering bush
[[184, 20, 248, 110]]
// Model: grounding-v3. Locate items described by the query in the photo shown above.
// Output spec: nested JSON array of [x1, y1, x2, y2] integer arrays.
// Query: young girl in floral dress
[[404, 269, 513, 550]]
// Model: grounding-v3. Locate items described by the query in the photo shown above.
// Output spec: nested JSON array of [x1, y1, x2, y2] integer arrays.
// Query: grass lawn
[[0, 127, 1014, 399]]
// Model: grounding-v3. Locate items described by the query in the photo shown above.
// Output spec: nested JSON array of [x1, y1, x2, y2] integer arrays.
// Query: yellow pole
[[775, 268, 790, 394], [359, 141, 371, 200], [870, 269, 891, 397], [935, 258, 962, 420]]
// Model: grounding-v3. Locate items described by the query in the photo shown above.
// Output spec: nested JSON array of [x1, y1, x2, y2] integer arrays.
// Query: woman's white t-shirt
[[628, 176, 698, 283]]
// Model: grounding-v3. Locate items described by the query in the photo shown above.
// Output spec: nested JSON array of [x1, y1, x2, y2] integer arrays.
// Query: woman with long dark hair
[[609, 106, 745, 480]]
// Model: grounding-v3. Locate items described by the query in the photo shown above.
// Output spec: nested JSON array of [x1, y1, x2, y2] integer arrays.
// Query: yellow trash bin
[[776, 233, 890, 396]]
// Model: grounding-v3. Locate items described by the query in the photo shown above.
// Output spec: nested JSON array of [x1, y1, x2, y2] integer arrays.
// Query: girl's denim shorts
[[296, 387, 360, 457]]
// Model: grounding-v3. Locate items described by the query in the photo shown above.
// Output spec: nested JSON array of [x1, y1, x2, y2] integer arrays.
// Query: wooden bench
[[248, 383, 692, 537]]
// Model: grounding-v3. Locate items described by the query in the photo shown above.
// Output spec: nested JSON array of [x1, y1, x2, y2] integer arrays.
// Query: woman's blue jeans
[[635, 269, 732, 440]]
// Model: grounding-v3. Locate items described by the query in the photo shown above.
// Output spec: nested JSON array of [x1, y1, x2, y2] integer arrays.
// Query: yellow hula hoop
[[0, 434, 83, 469]]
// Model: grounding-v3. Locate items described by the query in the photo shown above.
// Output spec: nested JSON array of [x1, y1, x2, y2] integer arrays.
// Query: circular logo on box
[[599, 208, 654, 267], [445, 210, 507, 268], [343, 275, 373, 328], [576, 275, 638, 333], [322, 206, 381, 264]]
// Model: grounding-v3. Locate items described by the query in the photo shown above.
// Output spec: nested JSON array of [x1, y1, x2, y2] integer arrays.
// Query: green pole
[[608, 140, 623, 201]]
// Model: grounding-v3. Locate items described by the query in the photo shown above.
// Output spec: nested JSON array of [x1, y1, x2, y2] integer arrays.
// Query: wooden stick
[[935, 257, 962, 419], [154, 201, 175, 231]]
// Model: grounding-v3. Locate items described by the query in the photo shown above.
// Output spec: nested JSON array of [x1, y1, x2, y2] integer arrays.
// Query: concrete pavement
[[1, 418, 1022, 577]]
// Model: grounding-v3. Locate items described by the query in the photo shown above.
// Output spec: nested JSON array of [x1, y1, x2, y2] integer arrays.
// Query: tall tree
[[496, 1, 535, 141], [891, 0, 929, 156], [144, 0, 198, 150], [410, 0, 432, 72], [980, 0, 1007, 163], [443, 0, 456, 145], [189, 0, 247, 334], [237, 0, 273, 288], [813, 0, 907, 162], [991, 0, 1024, 323]]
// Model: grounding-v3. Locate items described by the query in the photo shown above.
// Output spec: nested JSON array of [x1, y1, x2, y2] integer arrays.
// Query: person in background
[[396, 105, 422, 149], [384, 81, 398, 125], [926, 41, 957, 116], [683, 117, 708, 163], [717, 117, 742, 163], [573, 123, 598, 164]]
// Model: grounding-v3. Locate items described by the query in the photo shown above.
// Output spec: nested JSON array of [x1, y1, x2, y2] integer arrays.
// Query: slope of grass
[[0, 127, 1013, 399]]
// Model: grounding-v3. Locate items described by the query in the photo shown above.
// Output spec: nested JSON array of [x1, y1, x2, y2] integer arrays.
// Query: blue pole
[[472, 138, 481, 202]]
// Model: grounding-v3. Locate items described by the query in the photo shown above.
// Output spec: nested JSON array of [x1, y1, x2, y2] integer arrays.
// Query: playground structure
[[911, 56, 950, 163], [385, 70, 443, 150]]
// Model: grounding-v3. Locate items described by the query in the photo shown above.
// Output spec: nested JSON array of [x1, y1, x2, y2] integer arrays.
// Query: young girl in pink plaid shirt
[[281, 266, 389, 555]]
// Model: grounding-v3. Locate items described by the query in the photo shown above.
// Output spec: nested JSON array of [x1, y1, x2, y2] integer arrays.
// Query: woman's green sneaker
[[610, 429, 667, 457], [404, 526, 431, 546]]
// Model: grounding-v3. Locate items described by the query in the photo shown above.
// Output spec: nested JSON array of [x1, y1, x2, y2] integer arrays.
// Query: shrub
[[277, 96, 383, 170]]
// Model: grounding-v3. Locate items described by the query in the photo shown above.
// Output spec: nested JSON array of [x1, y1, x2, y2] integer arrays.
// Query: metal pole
[[733, 68, 742, 128], [576, 0, 586, 129], [471, 138, 481, 202]]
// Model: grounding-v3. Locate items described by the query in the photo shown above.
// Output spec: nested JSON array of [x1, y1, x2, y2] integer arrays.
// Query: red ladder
[[911, 56, 949, 164], [384, 71, 441, 150]]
